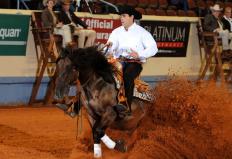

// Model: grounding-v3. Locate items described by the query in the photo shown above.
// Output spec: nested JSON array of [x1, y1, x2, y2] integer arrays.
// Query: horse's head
[[54, 46, 116, 102], [54, 49, 78, 101]]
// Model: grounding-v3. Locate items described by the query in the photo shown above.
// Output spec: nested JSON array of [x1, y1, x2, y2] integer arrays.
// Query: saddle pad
[[133, 87, 154, 102], [113, 75, 154, 102]]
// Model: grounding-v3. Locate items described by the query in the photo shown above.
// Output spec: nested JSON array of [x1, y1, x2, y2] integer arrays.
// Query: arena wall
[[0, 9, 201, 105]]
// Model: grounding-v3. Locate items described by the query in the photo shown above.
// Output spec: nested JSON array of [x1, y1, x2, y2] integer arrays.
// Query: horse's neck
[[80, 73, 97, 98], [79, 70, 95, 85]]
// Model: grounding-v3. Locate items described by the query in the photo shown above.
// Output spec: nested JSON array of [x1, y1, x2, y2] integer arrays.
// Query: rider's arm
[[107, 30, 119, 57], [140, 30, 158, 58]]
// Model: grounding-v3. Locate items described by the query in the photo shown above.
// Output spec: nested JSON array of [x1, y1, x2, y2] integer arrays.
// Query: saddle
[[108, 57, 154, 104]]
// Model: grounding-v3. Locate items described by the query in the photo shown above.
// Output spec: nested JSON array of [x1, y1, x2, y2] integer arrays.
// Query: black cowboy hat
[[118, 5, 142, 20]]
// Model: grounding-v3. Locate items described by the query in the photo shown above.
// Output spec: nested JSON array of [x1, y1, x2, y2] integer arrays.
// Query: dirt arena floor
[[0, 78, 232, 159]]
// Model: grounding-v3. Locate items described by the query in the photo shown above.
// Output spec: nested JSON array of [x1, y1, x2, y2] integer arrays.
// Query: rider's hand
[[129, 49, 139, 59], [213, 28, 221, 33], [106, 42, 113, 47], [106, 53, 114, 59], [56, 22, 63, 28]]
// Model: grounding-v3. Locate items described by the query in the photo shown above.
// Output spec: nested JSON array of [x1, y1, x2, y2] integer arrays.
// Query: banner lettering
[[0, 14, 30, 56]]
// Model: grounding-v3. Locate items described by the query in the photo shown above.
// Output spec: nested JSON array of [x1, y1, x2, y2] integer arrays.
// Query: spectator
[[54, 0, 77, 11], [204, 4, 232, 54], [221, 7, 232, 59], [41, 0, 73, 48], [221, 7, 232, 32], [58, 0, 96, 48]]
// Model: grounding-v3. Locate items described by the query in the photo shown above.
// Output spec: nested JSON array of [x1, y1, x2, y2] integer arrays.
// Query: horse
[[54, 46, 154, 158]]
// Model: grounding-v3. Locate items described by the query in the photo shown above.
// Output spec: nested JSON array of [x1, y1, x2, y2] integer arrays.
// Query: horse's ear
[[56, 48, 69, 64], [60, 48, 70, 58]]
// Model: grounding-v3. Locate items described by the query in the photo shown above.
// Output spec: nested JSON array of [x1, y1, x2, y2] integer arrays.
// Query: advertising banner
[[0, 14, 30, 56], [82, 17, 121, 44], [140, 20, 190, 57]]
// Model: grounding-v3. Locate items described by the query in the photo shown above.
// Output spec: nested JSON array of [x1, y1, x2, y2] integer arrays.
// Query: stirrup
[[125, 110, 132, 116], [119, 101, 132, 116], [114, 104, 127, 112], [113, 104, 132, 120]]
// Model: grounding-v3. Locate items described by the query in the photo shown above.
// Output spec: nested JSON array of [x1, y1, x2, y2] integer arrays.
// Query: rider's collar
[[124, 23, 136, 31]]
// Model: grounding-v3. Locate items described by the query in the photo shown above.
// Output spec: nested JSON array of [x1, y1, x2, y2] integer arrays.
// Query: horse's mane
[[67, 47, 116, 84]]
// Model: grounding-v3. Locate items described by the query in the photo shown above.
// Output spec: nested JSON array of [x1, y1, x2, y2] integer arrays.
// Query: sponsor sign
[[0, 14, 30, 56], [140, 20, 190, 57], [82, 17, 121, 44]]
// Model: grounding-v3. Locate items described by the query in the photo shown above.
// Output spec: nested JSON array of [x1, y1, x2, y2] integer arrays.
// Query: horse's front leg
[[92, 106, 116, 158], [92, 106, 126, 158]]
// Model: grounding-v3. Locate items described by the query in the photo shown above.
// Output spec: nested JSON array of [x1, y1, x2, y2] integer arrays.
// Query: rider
[[106, 5, 158, 113]]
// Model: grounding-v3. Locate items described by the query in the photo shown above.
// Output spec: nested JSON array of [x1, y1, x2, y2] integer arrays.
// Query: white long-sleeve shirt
[[107, 23, 158, 62]]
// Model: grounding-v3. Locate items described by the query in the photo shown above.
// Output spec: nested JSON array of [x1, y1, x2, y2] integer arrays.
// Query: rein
[[118, 56, 142, 64], [74, 77, 96, 119], [80, 73, 92, 88]]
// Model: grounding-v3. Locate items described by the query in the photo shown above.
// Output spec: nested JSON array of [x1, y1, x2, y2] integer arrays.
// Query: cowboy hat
[[61, 0, 71, 5], [210, 4, 223, 12], [118, 5, 142, 20], [43, 0, 56, 6]]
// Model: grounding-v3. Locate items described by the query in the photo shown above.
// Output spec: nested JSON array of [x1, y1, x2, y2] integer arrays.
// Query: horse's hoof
[[56, 104, 77, 118], [114, 140, 127, 153], [65, 111, 77, 118], [56, 103, 68, 111]]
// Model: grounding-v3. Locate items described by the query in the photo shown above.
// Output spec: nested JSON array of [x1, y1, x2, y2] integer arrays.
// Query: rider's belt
[[119, 57, 142, 64]]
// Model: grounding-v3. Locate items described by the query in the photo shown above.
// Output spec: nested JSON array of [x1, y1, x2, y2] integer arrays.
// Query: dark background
[[0, 0, 43, 10]]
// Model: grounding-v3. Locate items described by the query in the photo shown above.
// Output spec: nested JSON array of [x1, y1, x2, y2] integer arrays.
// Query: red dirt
[[0, 78, 232, 159]]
